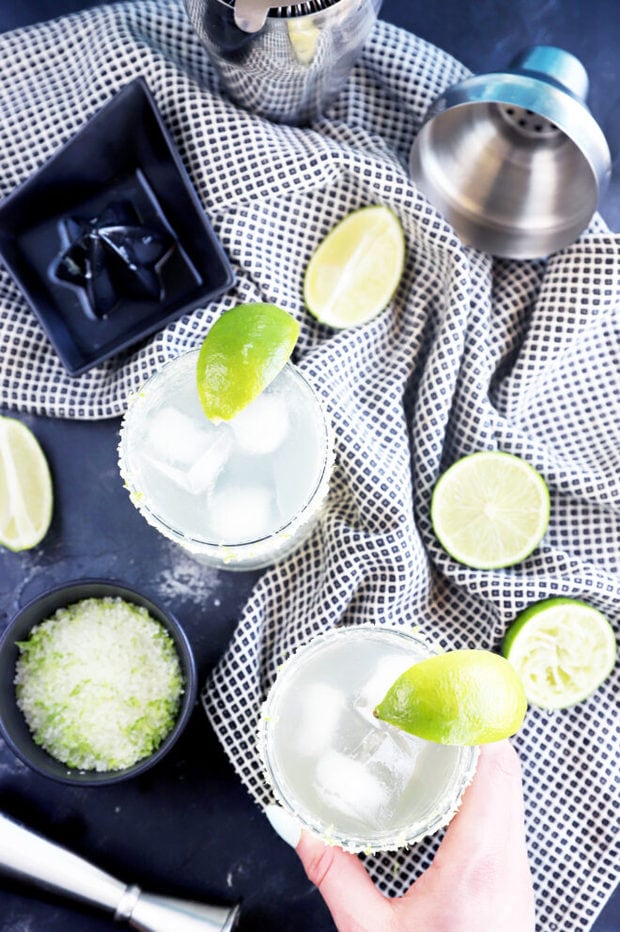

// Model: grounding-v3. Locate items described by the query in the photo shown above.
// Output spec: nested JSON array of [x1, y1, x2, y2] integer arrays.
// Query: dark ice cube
[[53, 200, 175, 318]]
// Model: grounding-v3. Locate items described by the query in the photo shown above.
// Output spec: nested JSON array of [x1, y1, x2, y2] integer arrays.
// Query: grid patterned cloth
[[1, 2, 618, 929]]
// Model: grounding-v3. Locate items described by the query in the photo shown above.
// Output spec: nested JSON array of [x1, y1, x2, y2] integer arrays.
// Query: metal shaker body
[[184, 0, 383, 124]]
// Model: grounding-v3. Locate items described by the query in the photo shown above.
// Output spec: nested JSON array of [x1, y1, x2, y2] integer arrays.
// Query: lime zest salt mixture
[[15, 597, 184, 771]]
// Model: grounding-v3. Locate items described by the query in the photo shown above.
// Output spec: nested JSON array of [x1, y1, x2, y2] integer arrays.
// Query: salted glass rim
[[260, 625, 479, 853], [118, 352, 332, 550]]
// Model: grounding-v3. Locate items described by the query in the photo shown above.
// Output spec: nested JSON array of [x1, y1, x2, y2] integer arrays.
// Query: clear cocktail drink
[[261, 626, 478, 852], [118, 351, 331, 570]]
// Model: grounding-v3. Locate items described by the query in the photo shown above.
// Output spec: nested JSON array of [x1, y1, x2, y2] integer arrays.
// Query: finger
[[265, 803, 391, 930], [435, 740, 527, 869], [296, 831, 391, 932], [403, 740, 534, 928]]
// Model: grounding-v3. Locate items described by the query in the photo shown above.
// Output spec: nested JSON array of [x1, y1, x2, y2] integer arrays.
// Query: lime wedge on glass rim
[[374, 649, 527, 745], [196, 302, 300, 422], [502, 598, 616, 709], [430, 450, 550, 569], [0, 415, 53, 551], [303, 205, 405, 329]]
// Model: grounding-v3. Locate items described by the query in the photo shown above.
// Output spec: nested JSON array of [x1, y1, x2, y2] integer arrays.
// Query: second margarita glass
[[260, 625, 478, 853]]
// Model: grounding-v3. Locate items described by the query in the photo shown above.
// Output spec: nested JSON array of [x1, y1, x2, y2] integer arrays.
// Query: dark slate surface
[[0, 2, 617, 930]]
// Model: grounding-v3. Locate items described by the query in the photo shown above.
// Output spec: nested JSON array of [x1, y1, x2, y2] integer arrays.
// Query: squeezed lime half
[[503, 598, 616, 709]]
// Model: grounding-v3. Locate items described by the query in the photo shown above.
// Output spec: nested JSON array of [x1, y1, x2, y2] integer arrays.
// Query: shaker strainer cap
[[409, 46, 612, 258]]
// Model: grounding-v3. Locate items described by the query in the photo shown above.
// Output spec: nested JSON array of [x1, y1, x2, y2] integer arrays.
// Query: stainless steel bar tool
[[0, 811, 240, 931], [409, 45, 611, 258], [183, 0, 382, 125]]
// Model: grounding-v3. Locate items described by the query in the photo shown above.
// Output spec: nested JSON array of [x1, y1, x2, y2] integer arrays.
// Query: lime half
[[374, 649, 527, 745], [430, 451, 550, 569], [303, 205, 405, 329], [196, 303, 300, 422], [503, 598, 616, 709], [0, 415, 53, 551]]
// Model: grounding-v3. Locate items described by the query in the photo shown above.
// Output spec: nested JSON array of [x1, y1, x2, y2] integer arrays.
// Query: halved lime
[[303, 205, 405, 329], [430, 451, 550, 569], [0, 416, 53, 551], [196, 303, 300, 422], [502, 598, 616, 709], [374, 649, 527, 745]]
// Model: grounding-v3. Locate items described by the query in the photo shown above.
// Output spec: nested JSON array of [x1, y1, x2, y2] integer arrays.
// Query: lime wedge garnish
[[374, 649, 527, 745], [196, 303, 300, 422], [502, 598, 616, 709], [430, 451, 550, 569], [0, 415, 53, 552], [303, 205, 405, 329]]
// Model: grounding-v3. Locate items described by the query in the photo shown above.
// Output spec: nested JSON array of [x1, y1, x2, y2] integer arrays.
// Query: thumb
[[296, 831, 390, 931], [265, 804, 389, 931], [428, 739, 529, 881], [402, 741, 535, 930]]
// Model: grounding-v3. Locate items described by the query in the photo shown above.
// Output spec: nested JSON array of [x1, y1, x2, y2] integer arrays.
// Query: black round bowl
[[0, 579, 197, 786]]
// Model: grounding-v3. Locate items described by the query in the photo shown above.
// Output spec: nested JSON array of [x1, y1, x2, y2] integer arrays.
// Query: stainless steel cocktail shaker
[[409, 46, 612, 258], [184, 0, 382, 124]]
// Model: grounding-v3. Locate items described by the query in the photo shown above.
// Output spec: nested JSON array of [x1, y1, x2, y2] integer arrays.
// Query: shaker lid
[[409, 46, 612, 258]]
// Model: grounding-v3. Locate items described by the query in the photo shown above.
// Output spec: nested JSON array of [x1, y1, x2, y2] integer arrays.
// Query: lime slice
[[0, 415, 53, 552], [430, 451, 550, 569], [287, 18, 319, 64], [502, 598, 616, 709], [196, 303, 300, 422], [303, 205, 405, 329], [374, 649, 527, 745]]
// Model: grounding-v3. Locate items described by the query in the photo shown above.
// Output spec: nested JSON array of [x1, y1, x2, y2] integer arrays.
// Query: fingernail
[[264, 803, 302, 848]]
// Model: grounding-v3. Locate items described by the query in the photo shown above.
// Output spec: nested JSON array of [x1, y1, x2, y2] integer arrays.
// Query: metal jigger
[[409, 46, 612, 258], [0, 812, 240, 931]]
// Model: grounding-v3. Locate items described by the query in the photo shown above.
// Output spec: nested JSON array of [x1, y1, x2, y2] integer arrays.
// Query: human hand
[[265, 740, 534, 932]]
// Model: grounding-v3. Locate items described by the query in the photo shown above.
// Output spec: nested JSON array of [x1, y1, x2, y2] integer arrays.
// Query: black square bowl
[[0, 78, 235, 375], [0, 579, 198, 786]]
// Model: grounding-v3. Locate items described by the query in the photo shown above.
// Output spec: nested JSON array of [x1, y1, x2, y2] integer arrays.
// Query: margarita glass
[[118, 350, 331, 570], [261, 626, 478, 853]]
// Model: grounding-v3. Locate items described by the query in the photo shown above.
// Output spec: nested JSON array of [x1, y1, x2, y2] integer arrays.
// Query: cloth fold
[[0, 2, 618, 929]]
